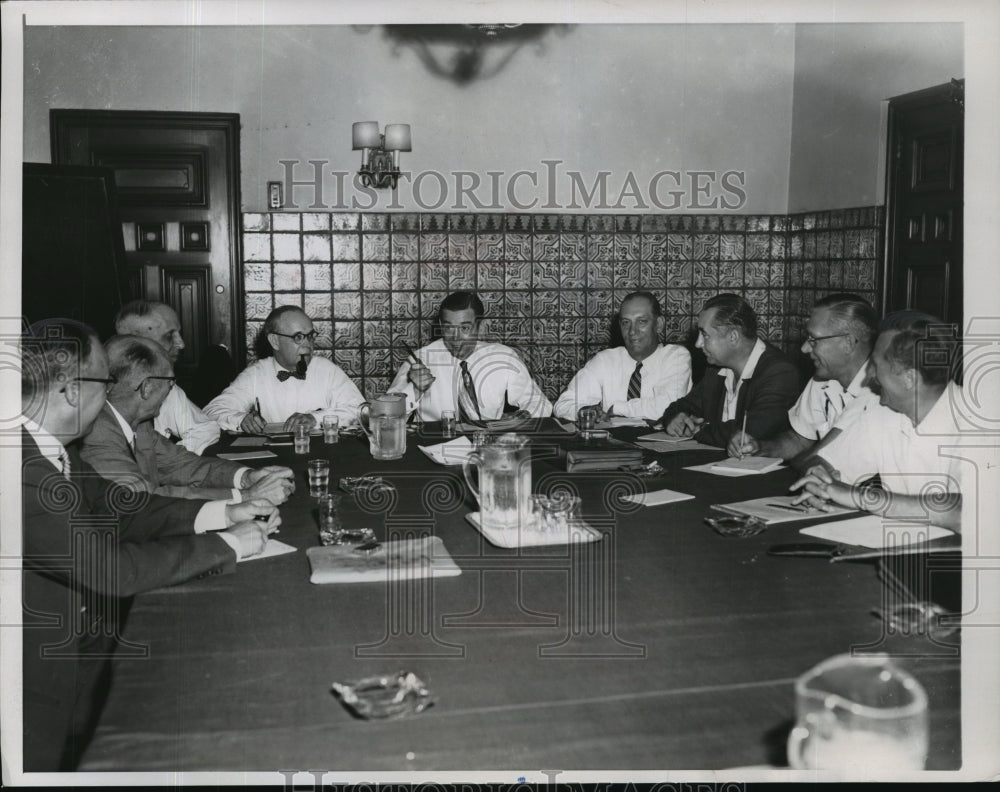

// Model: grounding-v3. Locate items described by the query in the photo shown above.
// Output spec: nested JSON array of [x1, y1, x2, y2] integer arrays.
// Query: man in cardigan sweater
[[661, 293, 801, 449]]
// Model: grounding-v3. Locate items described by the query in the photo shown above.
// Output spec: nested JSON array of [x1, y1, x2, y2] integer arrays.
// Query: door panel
[[51, 111, 244, 387], [884, 80, 963, 331]]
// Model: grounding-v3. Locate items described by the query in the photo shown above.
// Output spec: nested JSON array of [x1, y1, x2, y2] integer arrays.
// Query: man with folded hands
[[553, 291, 691, 423], [80, 335, 294, 503], [205, 305, 365, 434], [790, 312, 967, 532], [727, 292, 879, 461], [387, 291, 552, 423], [661, 293, 800, 448], [20, 318, 282, 770]]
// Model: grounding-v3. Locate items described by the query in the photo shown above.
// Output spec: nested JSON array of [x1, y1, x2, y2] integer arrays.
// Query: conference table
[[78, 420, 961, 774]]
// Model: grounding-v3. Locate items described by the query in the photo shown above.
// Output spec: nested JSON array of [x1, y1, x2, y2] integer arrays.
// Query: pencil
[[739, 412, 748, 459]]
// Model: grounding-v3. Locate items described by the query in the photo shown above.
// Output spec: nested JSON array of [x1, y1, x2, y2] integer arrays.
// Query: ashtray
[[531, 493, 582, 533], [705, 514, 768, 538], [321, 526, 377, 547], [633, 460, 666, 479], [579, 429, 610, 441], [340, 475, 386, 494], [331, 671, 434, 720]]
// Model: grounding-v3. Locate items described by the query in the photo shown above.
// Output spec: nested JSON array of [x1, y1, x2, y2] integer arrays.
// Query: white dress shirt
[[204, 355, 365, 432], [818, 382, 970, 496], [720, 338, 767, 421], [788, 361, 876, 440], [553, 344, 691, 421], [153, 384, 221, 455], [388, 339, 552, 421], [21, 417, 234, 545]]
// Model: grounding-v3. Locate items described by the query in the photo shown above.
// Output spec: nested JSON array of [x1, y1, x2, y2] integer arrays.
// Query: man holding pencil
[[205, 306, 365, 434], [387, 291, 551, 422], [661, 293, 800, 449]]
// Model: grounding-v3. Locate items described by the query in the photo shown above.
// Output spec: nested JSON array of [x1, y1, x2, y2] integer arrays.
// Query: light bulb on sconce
[[352, 122, 411, 189]]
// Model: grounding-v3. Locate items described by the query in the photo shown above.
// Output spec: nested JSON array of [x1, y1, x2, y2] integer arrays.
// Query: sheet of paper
[[418, 436, 474, 466], [800, 515, 953, 549], [217, 450, 279, 461], [637, 440, 721, 453], [712, 496, 855, 525], [637, 431, 688, 443], [238, 538, 297, 563], [684, 461, 759, 477], [230, 436, 266, 447], [622, 488, 695, 507], [710, 456, 784, 474]]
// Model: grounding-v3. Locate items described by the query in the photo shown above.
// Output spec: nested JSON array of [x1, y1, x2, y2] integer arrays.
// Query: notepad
[[217, 450, 279, 461], [712, 496, 856, 524], [230, 436, 267, 447], [637, 432, 688, 443], [637, 439, 721, 453], [622, 488, 695, 507], [418, 436, 475, 466], [263, 422, 322, 437], [684, 457, 784, 476], [238, 538, 297, 563], [800, 515, 953, 550]]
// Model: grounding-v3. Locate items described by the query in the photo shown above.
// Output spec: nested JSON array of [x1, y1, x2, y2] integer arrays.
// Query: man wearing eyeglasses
[[115, 300, 221, 455], [80, 336, 295, 502], [387, 291, 552, 422], [727, 293, 879, 461], [205, 306, 365, 434], [20, 319, 282, 770]]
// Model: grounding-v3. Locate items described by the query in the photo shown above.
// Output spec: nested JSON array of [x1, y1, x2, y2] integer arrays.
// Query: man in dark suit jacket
[[80, 335, 294, 502], [662, 293, 801, 448], [20, 319, 281, 771]]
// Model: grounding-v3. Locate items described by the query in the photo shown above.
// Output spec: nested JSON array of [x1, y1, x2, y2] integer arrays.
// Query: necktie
[[459, 361, 481, 422], [277, 369, 305, 382], [627, 362, 643, 400]]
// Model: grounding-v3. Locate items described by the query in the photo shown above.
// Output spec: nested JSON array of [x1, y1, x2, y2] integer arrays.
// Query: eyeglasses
[[803, 333, 850, 347], [65, 375, 118, 393], [272, 330, 317, 344], [134, 375, 176, 392]]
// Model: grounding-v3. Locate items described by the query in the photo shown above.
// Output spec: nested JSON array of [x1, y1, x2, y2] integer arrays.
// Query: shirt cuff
[[234, 467, 251, 490], [214, 530, 242, 560], [194, 499, 229, 533]]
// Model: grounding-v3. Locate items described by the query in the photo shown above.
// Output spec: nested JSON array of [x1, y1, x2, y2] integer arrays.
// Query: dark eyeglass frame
[[803, 333, 850, 347], [134, 375, 176, 392], [63, 375, 118, 393], [271, 330, 317, 344]]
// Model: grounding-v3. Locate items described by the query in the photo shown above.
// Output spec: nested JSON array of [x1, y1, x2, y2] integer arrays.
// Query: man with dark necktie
[[388, 291, 552, 422], [19, 319, 280, 770], [80, 335, 294, 502], [553, 291, 692, 423], [204, 305, 365, 433]]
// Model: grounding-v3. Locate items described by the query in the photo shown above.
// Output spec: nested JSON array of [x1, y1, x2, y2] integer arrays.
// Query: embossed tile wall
[[242, 209, 881, 400]]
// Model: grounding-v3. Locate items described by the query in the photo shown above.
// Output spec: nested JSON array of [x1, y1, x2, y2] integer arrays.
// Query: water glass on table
[[317, 493, 344, 546], [578, 407, 598, 431], [307, 459, 330, 498], [441, 410, 456, 439], [293, 423, 311, 454], [322, 415, 340, 444]]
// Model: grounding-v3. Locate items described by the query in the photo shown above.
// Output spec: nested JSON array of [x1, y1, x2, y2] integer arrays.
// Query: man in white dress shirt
[[115, 300, 221, 455], [791, 313, 966, 532], [553, 291, 691, 422], [728, 293, 878, 460], [387, 291, 552, 422], [205, 305, 365, 433]]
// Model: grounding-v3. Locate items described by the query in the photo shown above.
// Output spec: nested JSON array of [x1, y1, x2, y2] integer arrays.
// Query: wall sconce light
[[352, 122, 411, 189]]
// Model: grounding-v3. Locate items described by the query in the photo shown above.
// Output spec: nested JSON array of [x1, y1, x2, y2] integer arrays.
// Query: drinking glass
[[307, 459, 330, 498], [787, 653, 929, 772], [322, 415, 340, 444], [441, 410, 456, 439], [317, 493, 344, 546], [578, 407, 598, 431], [293, 423, 310, 454]]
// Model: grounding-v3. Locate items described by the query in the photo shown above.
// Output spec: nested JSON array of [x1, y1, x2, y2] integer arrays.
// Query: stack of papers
[[712, 496, 855, 524], [684, 457, 784, 477], [217, 450, 278, 461], [801, 515, 954, 550], [622, 488, 695, 507], [238, 538, 297, 563], [418, 436, 475, 466]]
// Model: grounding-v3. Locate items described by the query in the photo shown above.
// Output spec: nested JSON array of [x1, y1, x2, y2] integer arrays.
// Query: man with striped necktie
[[728, 293, 878, 462], [553, 291, 691, 423]]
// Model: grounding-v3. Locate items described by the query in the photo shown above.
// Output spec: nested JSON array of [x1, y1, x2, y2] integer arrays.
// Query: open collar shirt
[[720, 338, 767, 422], [788, 360, 876, 440], [153, 384, 221, 455]]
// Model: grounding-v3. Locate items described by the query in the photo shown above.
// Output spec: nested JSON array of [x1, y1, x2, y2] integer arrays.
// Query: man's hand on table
[[225, 498, 279, 527], [241, 466, 295, 504], [283, 412, 317, 433], [240, 410, 266, 434], [665, 411, 704, 438], [727, 432, 760, 458], [789, 464, 852, 511], [224, 518, 281, 559]]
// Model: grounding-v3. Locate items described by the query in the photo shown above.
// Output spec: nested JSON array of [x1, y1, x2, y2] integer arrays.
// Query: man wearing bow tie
[[204, 306, 365, 433]]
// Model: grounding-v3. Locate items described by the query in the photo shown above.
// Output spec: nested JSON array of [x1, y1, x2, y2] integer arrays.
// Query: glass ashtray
[[633, 460, 666, 479], [874, 601, 960, 640], [705, 514, 768, 538], [531, 493, 582, 533], [320, 526, 377, 547], [340, 475, 386, 494], [331, 671, 433, 720]]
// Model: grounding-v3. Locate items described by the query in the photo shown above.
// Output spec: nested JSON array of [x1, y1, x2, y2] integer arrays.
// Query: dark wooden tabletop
[[78, 421, 961, 774]]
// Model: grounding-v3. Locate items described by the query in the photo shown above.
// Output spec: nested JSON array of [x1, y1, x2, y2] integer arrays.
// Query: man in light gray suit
[[80, 336, 294, 503]]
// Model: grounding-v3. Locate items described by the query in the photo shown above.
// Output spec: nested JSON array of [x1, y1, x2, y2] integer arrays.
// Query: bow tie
[[277, 369, 306, 382]]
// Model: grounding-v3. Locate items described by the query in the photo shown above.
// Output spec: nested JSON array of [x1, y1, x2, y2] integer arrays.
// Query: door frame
[[881, 79, 964, 327], [50, 109, 246, 366]]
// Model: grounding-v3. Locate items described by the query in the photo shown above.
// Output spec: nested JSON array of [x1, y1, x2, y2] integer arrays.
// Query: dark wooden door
[[22, 163, 129, 340], [51, 110, 244, 386], [884, 80, 964, 331]]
